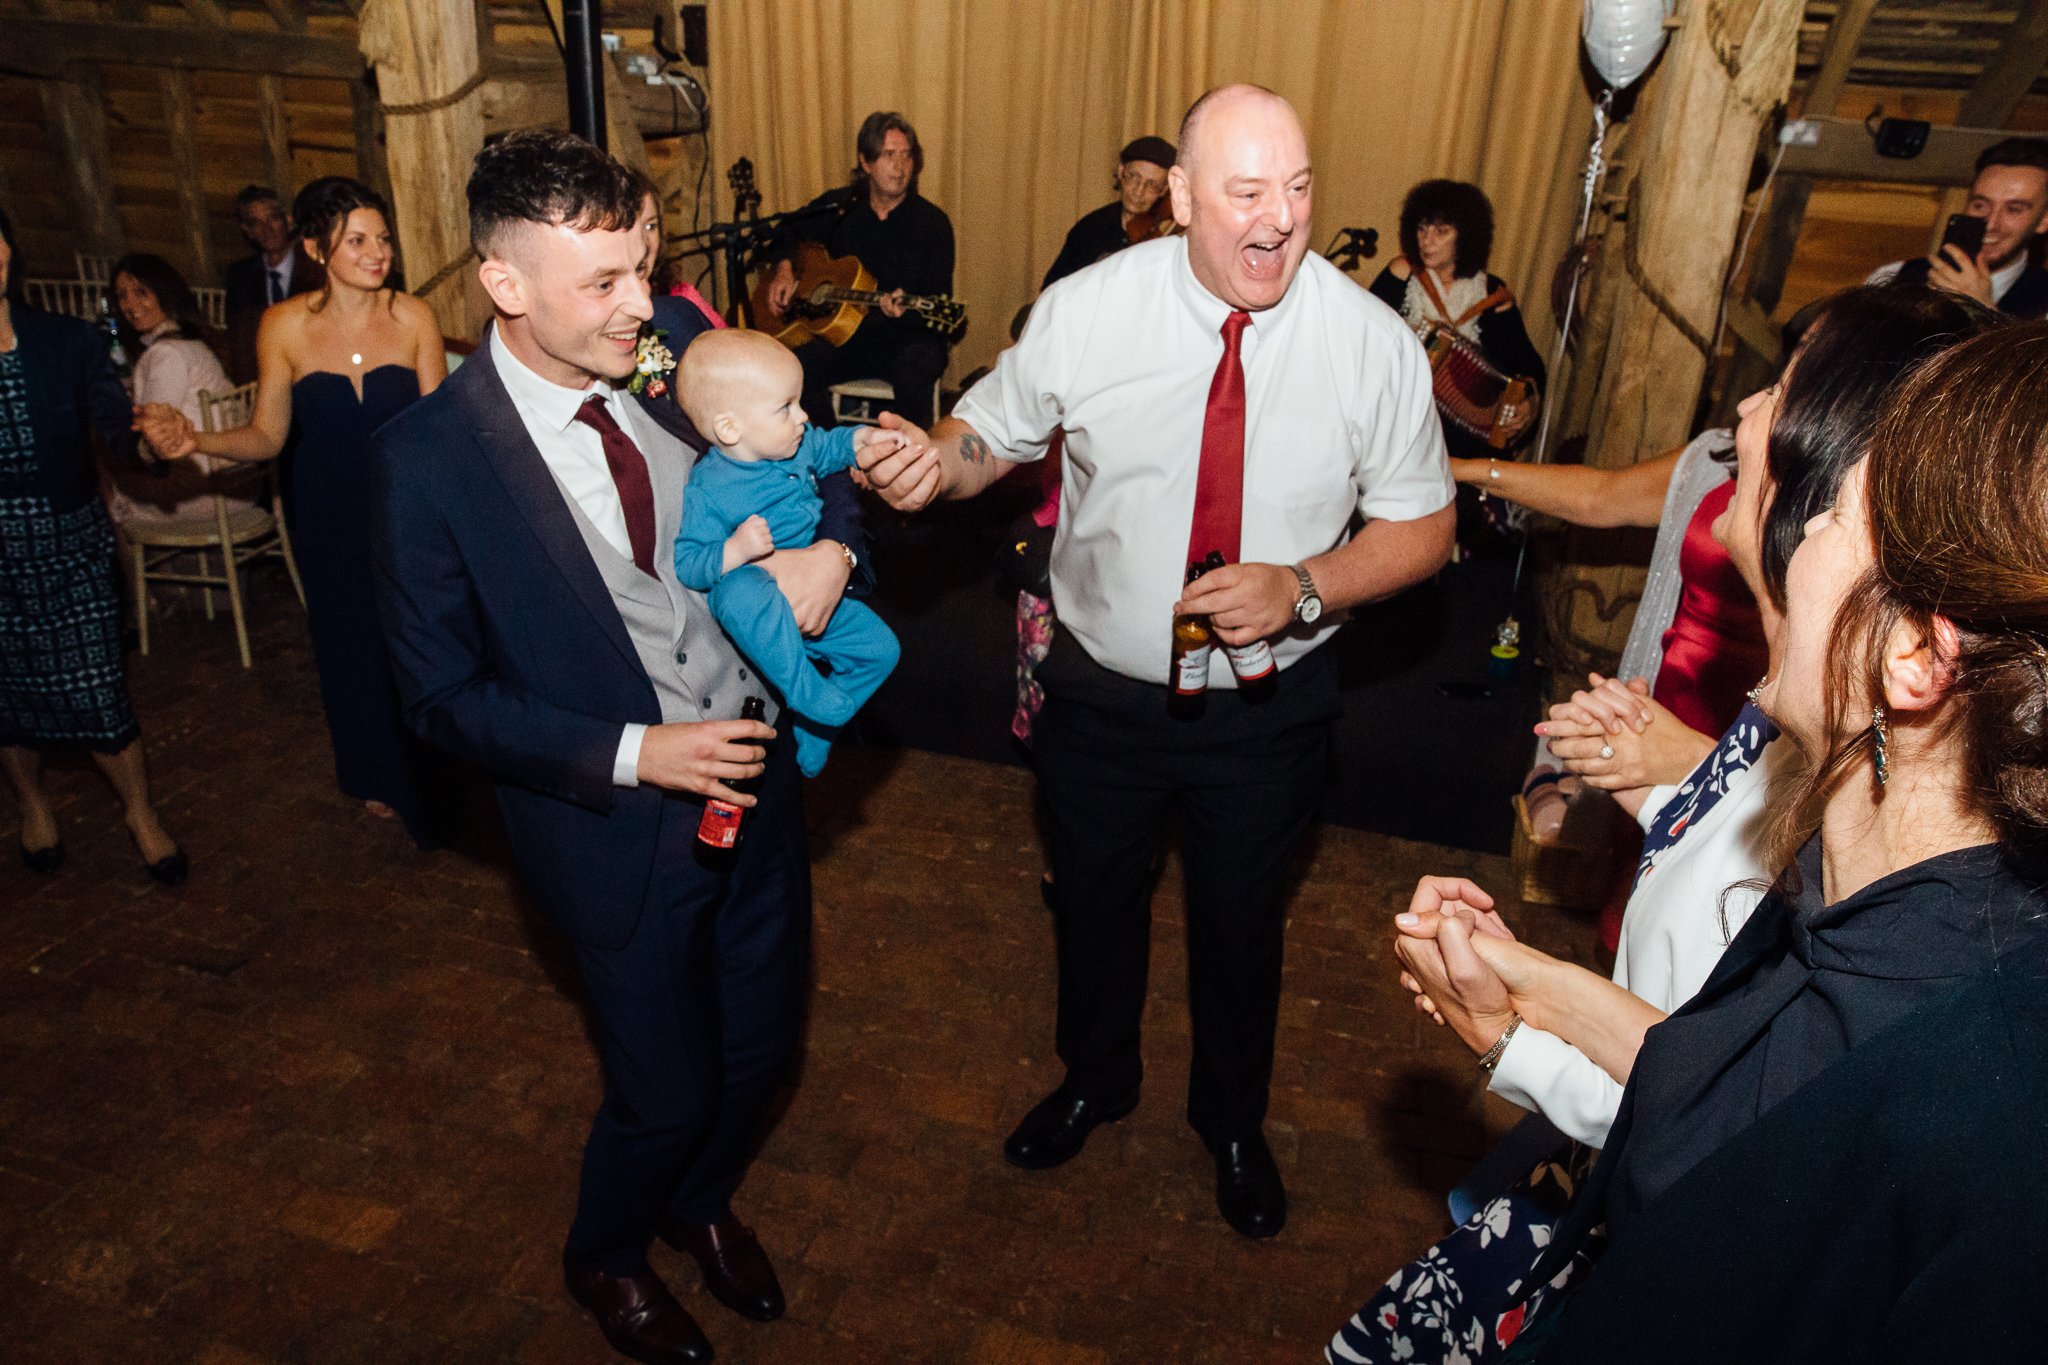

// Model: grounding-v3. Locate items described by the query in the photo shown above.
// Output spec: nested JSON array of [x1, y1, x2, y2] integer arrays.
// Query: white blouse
[[110, 328, 247, 526], [1488, 720, 1793, 1147]]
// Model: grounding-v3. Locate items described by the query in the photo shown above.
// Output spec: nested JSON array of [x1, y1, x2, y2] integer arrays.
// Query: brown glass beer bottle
[[1170, 560, 1214, 719], [1201, 550, 1278, 703], [697, 695, 768, 858]]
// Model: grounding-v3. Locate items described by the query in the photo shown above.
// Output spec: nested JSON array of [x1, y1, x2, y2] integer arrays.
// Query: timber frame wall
[[0, 0, 707, 337]]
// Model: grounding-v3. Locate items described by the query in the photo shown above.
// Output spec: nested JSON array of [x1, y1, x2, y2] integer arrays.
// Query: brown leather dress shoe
[[661, 1216, 786, 1322], [563, 1254, 714, 1364]]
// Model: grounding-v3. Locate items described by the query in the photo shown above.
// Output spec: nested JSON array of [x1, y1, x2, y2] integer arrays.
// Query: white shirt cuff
[[613, 723, 646, 787], [1635, 783, 1681, 831], [1487, 1022, 1620, 1149]]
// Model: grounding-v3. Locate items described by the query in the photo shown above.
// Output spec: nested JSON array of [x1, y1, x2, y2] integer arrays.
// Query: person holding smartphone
[[1865, 136, 2048, 318]]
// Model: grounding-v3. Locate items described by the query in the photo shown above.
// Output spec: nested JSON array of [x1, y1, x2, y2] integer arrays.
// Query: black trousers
[[794, 320, 947, 429], [563, 737, 810, 1275], [1032, 634, 1338, 1144]]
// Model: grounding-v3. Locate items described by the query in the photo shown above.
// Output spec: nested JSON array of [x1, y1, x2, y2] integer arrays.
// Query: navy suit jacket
[[369, 340, 697, 948], [11, 305, 144, 515]]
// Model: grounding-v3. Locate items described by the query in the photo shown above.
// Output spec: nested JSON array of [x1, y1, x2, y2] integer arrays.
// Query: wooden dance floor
[[0, 575, 1598, 1363]]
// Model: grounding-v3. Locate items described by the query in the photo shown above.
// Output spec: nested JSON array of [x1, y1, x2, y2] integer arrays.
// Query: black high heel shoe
[[144, 847, 190, 887], [127, 829, 189, 887], [19, 841, 64, 875]]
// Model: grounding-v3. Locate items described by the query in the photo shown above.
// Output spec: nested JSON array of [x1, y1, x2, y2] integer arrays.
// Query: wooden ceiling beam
[[260, 0, 311, 36], [8, 18, 363, 78], [180, 0, 231, 25], [1957, 0, 2048, 127], [1802, 0, 1880, 117], [1777, 114, 2019, 184]]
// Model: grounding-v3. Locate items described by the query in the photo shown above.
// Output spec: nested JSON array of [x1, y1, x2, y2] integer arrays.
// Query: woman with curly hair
[[1369, 178, 1546, 461]]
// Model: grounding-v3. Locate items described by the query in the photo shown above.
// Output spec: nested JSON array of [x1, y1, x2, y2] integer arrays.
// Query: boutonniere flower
[[628, 328, 674, 398]]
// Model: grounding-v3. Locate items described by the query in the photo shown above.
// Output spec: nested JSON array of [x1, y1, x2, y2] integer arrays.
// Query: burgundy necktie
[[1187, 310, 1252, 566], [571, 394, 658, 577]]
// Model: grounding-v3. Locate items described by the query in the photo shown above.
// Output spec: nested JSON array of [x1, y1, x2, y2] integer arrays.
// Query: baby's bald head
[[675, 328, 809, 459]]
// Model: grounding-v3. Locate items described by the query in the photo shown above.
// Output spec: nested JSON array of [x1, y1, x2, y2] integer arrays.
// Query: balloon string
[[1507, 88, 1613, 605]]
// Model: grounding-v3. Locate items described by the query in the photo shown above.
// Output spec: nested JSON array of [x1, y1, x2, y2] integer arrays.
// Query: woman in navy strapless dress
[[139, 177, 456, 847]]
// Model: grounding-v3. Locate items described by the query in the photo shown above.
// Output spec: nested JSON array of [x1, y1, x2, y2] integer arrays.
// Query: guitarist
[[762, 111, 955, 428]]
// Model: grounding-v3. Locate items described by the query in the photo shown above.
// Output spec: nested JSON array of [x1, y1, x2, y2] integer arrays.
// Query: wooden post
[[160, 69, 219, 283], [1712, 0, 1877, 419], [348, 73, 394, 210], [1559, 0, 1804, 668], [358, 0, 487, 338], [40, 71, 125, 262], [258, 75, 296, 198]]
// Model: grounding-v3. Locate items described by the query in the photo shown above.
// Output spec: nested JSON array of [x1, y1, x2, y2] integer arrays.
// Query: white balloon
[[1583, 0, 1673, 91]]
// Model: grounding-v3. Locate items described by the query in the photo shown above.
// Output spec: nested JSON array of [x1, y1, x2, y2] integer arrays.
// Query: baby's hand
[[854, 426, 908, 460], [730, 515, 775, 564]]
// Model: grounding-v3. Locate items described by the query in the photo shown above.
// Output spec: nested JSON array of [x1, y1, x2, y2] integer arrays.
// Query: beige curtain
[[708, 0, 1596, 383]]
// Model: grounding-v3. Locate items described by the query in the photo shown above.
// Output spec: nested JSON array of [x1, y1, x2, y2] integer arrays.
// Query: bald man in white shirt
[[862, 84, 1454, 1239]]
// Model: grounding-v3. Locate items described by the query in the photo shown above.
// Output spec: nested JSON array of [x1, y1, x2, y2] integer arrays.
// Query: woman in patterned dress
[[0, 207, 186, 883], [1328, 285, 1994, 1365]]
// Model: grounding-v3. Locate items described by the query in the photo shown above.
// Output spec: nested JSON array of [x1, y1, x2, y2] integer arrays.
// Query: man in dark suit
[[370, 131, 844, 1365], [222, 185, 321, 384]]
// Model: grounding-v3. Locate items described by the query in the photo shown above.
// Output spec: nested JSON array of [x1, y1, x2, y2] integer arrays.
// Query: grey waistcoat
[[542, 419, 778, 729]]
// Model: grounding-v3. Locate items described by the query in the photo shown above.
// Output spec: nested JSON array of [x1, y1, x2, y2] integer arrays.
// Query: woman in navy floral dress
[[0, 207, 186, 883]]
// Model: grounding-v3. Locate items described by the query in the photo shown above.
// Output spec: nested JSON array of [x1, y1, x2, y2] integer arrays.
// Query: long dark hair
[[1754, 284, 1996, 609], [107, 253, 218, 359], [851, 111, 922, 195], [1786, 319, 2046, 862], [292, 175, 393, 308], [1397, 179, 1494, 279]]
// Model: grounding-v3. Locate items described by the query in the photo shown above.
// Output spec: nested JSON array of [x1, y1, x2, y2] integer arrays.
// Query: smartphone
[[1938, 212, 1987, 262]]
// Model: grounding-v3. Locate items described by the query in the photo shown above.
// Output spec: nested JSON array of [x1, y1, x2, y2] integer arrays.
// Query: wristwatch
[[1290, 563, 1323, 624], [825, 539, 858, 574]]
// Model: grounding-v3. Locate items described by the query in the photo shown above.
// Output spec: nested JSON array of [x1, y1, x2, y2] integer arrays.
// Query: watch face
[[1298, 595, 1322, 624]]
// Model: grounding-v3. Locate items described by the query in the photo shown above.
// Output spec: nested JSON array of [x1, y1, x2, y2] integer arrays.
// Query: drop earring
[[1871, 705, 1890, 787]]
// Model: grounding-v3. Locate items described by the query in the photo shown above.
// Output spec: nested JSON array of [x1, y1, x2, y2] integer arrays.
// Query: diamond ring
[[1599, 744, 1615, 760]]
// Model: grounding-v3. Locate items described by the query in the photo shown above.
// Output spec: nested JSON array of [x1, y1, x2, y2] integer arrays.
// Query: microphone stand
[[665, 177, 849, 325]]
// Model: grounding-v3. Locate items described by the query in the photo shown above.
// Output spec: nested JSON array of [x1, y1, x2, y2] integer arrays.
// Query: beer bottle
[[697, 695, 767, 858], [1169, 560, 1214, 719], [1202, 550, 1278, 704]]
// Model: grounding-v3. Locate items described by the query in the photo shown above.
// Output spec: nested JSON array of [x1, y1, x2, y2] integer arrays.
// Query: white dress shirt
[[489, 325, 669, 785], [266, 249, 296, 303], [1488, 733, 1793, 1147], [954, 236, 1451, 686]]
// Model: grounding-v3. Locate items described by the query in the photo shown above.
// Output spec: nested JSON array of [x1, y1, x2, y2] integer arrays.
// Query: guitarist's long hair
[[850, 111, 923, 195]]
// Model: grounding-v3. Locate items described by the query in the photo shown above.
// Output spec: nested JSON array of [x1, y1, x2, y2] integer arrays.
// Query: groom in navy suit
[[369, 131, 853, 1365]]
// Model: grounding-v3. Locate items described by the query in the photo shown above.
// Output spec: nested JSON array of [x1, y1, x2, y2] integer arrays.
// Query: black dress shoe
[[563, 1254, 714, 1364], [19, 841, 63, 875], [1211, 1132, 1287, 1239], [144, 847, 189, 887], [661, 1215, 784, 1322], [1002, 1085, 1139, 1170]]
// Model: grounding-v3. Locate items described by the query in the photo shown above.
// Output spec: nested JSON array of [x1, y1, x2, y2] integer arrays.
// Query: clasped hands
[[1533, 672, 1708, 795], [1392, 876, 1548, 1059], [132, 402, 201, 460]]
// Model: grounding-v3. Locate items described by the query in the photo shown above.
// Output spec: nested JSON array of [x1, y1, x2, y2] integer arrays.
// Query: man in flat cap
[[1042, 135, 1179, 288]]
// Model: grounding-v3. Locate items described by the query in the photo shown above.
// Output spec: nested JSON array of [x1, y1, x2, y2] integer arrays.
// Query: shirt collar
[[1992, 253, 2028, 303], [1168, 234, 1304, 341], [489, 324, 621, 433]]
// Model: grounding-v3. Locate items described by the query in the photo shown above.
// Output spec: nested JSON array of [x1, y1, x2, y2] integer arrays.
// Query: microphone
[[1325, 227, 1379, 273]]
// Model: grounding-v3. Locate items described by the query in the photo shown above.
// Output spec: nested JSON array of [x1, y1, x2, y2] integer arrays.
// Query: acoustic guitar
[[749, 241, 966, 350]]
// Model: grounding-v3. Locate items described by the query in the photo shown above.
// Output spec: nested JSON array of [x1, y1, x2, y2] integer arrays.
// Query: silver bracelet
[[1477, 1013, 1522, 1073]]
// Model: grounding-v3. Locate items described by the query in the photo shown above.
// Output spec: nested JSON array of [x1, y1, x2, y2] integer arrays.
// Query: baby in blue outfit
[[673, 329, 902, 776]]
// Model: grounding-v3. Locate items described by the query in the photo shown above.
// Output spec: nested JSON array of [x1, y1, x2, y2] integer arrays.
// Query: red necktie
[[572, 394, 658, 577], [1188, 310, 1251, 567]]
